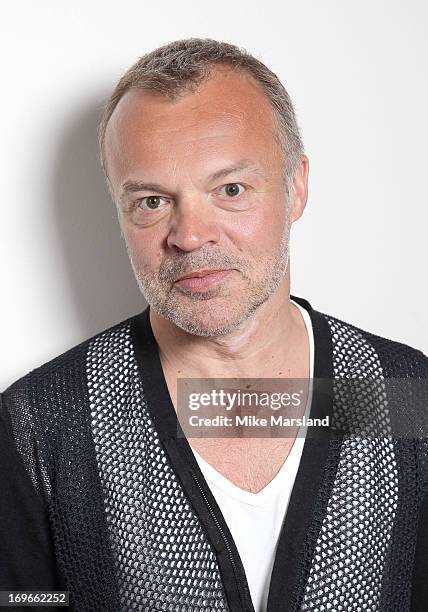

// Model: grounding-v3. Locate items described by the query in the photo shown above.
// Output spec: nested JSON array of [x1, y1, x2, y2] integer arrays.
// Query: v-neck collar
[[190, 429, 307, 508], [130, 294, 339, 612]]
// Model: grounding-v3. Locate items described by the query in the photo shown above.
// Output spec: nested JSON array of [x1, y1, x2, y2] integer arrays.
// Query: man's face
[[105, 66, 303, 336]]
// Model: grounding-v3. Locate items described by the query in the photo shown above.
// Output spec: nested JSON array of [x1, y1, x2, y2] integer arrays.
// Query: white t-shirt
[[190, 300, 315, 612]]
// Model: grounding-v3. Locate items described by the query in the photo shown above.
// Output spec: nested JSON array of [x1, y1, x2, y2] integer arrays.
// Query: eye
[[219, 183, 246, 198], [136, 195, 169, 211]]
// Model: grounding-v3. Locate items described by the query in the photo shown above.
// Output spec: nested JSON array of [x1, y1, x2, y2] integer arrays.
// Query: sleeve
[[410, 487, 428, 611], [0, 391, 63, 595]]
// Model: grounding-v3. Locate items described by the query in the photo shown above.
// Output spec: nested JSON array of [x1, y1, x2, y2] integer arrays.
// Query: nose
[[166, 196, 220, 252]]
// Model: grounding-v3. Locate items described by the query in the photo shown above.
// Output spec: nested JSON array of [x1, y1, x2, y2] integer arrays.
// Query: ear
[[288, 155, 309, 224]]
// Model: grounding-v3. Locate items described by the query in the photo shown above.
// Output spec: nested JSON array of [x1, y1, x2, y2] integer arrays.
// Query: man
[[1, 37, 427, 612]]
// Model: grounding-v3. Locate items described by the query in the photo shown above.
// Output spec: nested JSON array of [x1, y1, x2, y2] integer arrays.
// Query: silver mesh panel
[[87, 323, 229, 611], [300, 317, 399, 611]]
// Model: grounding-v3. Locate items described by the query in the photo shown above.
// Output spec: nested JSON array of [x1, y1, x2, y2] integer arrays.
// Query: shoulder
[[313, 308, 428, 447], [317, 308, 427, 378], [1, 310, 142, 415], [1, 311, 143, 492]]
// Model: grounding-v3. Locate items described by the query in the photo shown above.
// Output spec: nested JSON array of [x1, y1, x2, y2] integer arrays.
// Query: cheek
[[224, 205, 287, 255], [122, 226, 164, 269]]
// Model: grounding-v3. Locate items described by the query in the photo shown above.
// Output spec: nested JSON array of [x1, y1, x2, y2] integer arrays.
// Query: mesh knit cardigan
[[1, 294, 427, 612]]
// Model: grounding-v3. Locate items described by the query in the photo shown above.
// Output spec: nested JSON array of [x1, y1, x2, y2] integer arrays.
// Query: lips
[[175, 269, 229, 281], [173, 269, 233, 290]]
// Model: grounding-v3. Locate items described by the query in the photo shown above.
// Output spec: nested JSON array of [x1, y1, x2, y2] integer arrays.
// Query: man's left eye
[[219, 183, 245, 197]]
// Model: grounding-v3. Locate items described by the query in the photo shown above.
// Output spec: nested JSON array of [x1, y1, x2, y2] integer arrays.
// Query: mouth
[[174, 268, 233, 290]]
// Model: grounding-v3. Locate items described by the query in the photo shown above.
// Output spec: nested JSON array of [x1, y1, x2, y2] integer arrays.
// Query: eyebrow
[[119, 159, 265, 201], [207, 159, 265, 182]]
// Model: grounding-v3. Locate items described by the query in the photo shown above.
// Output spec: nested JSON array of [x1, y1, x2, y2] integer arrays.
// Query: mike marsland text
[[187, 414, 330, 428]]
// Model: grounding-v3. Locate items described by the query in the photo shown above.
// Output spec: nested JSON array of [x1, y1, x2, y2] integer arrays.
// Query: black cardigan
[[1, 295, 427, 612]]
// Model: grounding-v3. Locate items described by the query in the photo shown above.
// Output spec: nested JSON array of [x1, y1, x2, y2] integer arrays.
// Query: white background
[[1, 1, 427, 390]]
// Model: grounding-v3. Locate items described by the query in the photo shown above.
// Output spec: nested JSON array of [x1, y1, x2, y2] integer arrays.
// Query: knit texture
[[1, 303, 427, 612]]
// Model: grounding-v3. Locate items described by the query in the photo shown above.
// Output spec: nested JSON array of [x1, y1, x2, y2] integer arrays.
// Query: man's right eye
[[137, 195, 168, 210]]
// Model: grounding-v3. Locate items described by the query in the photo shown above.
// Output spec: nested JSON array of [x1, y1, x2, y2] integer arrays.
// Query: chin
[[167, 302, 247, 337]]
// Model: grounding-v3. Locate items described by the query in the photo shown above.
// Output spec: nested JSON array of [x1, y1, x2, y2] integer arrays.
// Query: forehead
[[104, 67, 280, 181]]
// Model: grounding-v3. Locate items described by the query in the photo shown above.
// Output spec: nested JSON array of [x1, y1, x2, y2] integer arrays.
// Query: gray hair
[[98, 37, 305, 192]]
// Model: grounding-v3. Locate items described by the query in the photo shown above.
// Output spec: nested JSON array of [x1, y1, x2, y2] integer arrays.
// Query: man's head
[[100, 38, 309, 337]]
